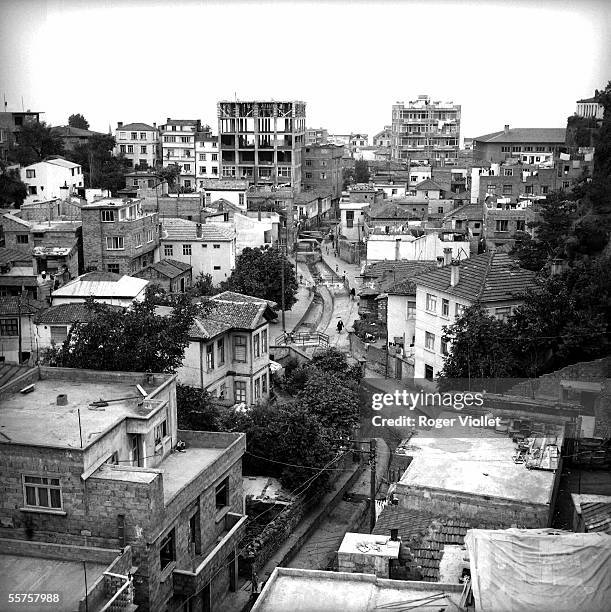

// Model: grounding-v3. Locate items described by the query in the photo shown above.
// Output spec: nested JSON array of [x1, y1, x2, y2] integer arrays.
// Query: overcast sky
[[1, 0, 609, 142]]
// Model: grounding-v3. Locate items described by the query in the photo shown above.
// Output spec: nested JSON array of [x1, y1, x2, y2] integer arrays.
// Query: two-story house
[[177, 291, 276, 405], [413, 251, 536, 381], [114, 121, 160, 169], [0, 366, 247, 612], [0, 296, 42, 363], [159, 218, 236, 285], [20, 158, 83, 203]]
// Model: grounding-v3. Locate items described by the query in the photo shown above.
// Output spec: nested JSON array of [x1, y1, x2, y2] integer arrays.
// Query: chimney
[[443, 247, 452, 266], [196, 223, 203, 238], [153, 122, 156, 128], [395, 237, 401, 261], [167, 117, 171, 123], [550, 258, 567, 276], [390, 529, 399, 542], [436, 256, 444, 268], [450, 260, 460, 286], [117, 121, 123, 128], [504, 124, 510, 134]]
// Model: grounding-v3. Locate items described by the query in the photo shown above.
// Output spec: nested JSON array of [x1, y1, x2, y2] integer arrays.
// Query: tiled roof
[[415, 251, 536, 303], [0, 247, 31, 266], [369, 203, 419, 220], [581, 502, 611, 533], [117, 122, 157, 131], [161, 218, 235, 241], [414, 178, 445, 191], [136, 259, 191, 279], [51, 125, 104, 138], [387, 278, 418, 296], [443, 202, 484, 221], [473, 128, 566, 144], [2, 212, 31, 227], [200, 179, 248, 190], [0, 296, 45, 316], [34, 302, 122, 324], [363, 260, 437, 280]]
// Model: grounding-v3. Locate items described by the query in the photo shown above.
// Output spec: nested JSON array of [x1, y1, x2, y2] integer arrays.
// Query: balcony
[[173, 512, 247, 596]]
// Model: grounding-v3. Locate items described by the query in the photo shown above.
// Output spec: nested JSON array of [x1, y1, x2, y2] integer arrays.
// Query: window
[[345, 210, 354, 228], [425, 331, 435, 351], [140, 132, 146, 140], [425, 293, 437, 313], [562, 181, 571, 189], [437, 206, 444, 214], [184, 164, 191, 172], [199, 153, 206, 161], [501, 146, 511, 153], [217, 338, 225, 365], [424, 364, 434, 381], [441, 339, 449, 355], [215, 477, 229, 509], [119, 132, 126, 140], [234, 381, 247, 403], [441, 298, 449, 317], [159, 529, 175, 571], [455, 303, 465, 317], [503, 169, 513, 177], [206, 343, 215, 370], [305, 172, 312, 179], [487, 184, 496, 193], [134, 232, 142, 247], [254, 333, 260, 358], [106, 264, 120, 275], [140, 145, 147, 154], [536, 146, 545, 152], [0, 318, 18, 336], [28, 186, 37, 195], [146, 229, 154, 243], [164, 244, 174, 257], [130, 132, 137, 140], [23, 475, 62, 510], [154, 419, 168, 445], [212, 153, 218, 161], [50, 325, 68, 345], [320, 172, 327, 180], [496, 220, 509, 232], [100, 209, 115, 222], [213, 244, 220, 249], [524, 146, 533, 152], [516, 220, 526, 232], [183, 244, 192, 256], [26, 169, 35, 178], [16, 234, 29, 244], [502, 184, 512, 195], [406, 300, 416, 318], [511, 146, 521, 152], [212, 167, 218, 175], [261, 373, 269, 396], [219, 382, 227, 399], [181, 136, 190, 143], [261, 329, 268, 353], [541, 185, 549, 194], [189, 509, 201, 554], [120, 144, 126, 153], [106, 236, 124, 250], [254, 377, 261, 400], [127, 145, 134, 154], [495, 306, 512, 321], [233, 335, 247, 362], [525, 185, 534, 195], [213, 265, 221, 270]]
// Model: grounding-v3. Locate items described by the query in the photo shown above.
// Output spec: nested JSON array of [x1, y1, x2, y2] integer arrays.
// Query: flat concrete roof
[[251, 568, 462, 612], [398, 427, 556, 505], [338, 533, 400, 559], [0, 554, 107, 612], [0, 378, 159, 449], [158, 446, 225, 504]]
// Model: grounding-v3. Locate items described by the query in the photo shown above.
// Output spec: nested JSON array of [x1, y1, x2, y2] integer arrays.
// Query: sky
[[1, 0, 610, 142]]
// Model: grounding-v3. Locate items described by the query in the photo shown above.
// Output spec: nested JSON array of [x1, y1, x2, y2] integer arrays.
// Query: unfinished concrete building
[[217, 100, 306, 191]]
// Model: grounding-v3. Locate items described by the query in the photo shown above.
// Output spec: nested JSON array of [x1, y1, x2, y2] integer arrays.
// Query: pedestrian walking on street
[[350, 287, 356, 301], [337, 319, 344, 334], [336, 264, 339, 273]]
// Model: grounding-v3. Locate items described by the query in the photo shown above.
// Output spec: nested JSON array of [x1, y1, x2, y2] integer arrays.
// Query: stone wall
[[337, 550, 389, 577]]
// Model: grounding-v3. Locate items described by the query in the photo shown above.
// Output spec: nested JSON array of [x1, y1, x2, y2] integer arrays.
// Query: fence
[[349, 332, 414, 379], [275, 331, 329, 349]]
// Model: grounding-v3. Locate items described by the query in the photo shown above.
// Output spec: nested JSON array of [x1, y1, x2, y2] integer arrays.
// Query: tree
[[354, 159, 370, 183], [188, 272, 219, 298], [68, 114, 89, 130], [51, 294, 199, 373], [222, 247, 298, 310], [0, 161, 28, 208], [342, 166, 355, 190], [8, 121, 64, 166], [156, 164, 181, 190], [176, 383, 221, 431]]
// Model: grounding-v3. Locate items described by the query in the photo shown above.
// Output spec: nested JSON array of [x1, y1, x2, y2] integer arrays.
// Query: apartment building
[[177, 291, 275, 405], [20, 158, 84, 203], [413, 251, 536, 380], [305, 127, 328, 145], [114, 121, 160, 169], [483, 203, 538, 250], [302, 143, 344, 201], [160, 118, 206, 190], [0, 366, 247, 612], [391, 96, 461, 163], [472, 125, 566, 163], [159, 218, 236, 284], [217, 100, 306, 190], [195, 132, 220, 183], [81, 197, 159, 274]]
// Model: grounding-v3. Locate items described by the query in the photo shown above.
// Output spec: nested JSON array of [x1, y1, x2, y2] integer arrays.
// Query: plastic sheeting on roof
[[465, 528, 611, 612]]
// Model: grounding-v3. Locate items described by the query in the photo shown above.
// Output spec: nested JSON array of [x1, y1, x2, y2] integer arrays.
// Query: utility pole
[[17, 295, 22, 364]]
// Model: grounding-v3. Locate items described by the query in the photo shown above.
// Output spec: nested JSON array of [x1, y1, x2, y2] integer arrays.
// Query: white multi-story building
[[20, 158, 83, 203], [159, 118, 207, 190], [114, 122, 159, 169], [575, 96, 604, 120], [195, 133, 220, 184], [159, 217, 236, 284], [413, 251, 535, 381]]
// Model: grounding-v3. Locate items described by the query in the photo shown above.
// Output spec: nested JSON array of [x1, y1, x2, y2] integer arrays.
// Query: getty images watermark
[[370, 389, 502, 429]]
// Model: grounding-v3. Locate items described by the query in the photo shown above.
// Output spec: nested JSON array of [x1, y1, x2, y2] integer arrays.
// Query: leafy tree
[[51, 294, 199, 373], [342, 166, 355, 189], [0, 161, 28, 208], [8, 120, 64, 166], [68, 113, 90, 130], [508, 231, 546, 273], [176, 383, 221, 431], [439, 304, 519, 387], [156, 164, 181, 190], [188, 272, 219, 298], [354, 159, 370, 183], [222, 247, 298, 310]]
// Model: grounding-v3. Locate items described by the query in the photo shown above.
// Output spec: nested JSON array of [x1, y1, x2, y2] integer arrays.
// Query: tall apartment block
[[160, 118, 208, 190], [391, 95, 461, 164], [81, 197, 159, 274], [217, 100, 306, 191]]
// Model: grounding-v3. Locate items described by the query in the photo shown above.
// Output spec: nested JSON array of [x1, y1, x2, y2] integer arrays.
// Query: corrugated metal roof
[[473, 128, 566, 144], [52, 274, 148, 299]]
